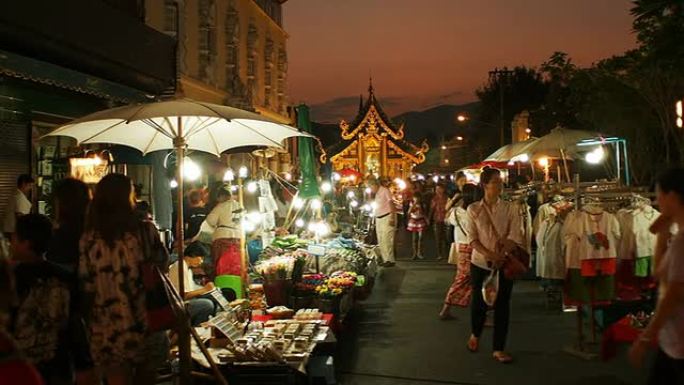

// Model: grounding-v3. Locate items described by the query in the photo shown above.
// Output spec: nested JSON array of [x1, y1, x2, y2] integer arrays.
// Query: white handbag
[[482, 269, 500, 306], [447, 243, 459, 264]]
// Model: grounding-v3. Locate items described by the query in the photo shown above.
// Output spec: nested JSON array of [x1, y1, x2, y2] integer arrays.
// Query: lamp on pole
[[456, 114, 498, 129]]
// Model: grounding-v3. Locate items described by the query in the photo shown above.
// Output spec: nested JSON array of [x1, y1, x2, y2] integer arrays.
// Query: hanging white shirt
[[562, 210, 584, 269], [536, 215, 565, 279], [633, 206, 659, 258], [616, 208, 636, 260], [579, 210, 621, 261]]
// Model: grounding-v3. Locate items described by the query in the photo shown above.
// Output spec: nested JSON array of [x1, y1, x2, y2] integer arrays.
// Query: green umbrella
[[296, 104, 320, 199]]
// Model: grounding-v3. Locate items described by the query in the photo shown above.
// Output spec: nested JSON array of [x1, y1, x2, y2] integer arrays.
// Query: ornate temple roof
[[342, 79, 404, 139], [324, 79, 428, 164]]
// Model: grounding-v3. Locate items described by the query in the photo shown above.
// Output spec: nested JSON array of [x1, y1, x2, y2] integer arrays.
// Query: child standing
[[407, 193, 428, 260]]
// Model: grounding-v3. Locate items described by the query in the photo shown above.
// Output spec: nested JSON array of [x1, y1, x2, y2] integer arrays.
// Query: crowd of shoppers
[[0, 173, 226, 385]]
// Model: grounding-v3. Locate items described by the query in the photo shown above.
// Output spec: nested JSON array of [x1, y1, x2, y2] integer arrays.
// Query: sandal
[[466, 336, 479, 353], [439, 313, 455, 321], [492, 351, 513, 364]]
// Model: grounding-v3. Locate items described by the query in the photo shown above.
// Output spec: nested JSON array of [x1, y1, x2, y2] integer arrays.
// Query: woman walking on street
[[79, 174, 169, 385], [465, 168, 523, 364], [407, 193, 428, 260], [629, 168, 684, 385], [429, 184, 449, 260], [440, 183, 481, 320]]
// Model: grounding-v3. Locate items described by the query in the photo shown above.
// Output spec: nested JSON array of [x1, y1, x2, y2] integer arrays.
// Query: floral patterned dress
[[78, 231, 147, 368], [12, 261, 72, 365]]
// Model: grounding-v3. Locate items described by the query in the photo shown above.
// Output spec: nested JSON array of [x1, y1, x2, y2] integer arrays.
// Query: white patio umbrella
[[485, 137, 539, 162], [519, 126, 601, 161], [514, 126, 602, 182], [45, 99, 313, 384]]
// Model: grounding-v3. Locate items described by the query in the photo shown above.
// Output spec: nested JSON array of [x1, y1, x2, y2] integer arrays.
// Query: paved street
[[334, 229, 648, 385]]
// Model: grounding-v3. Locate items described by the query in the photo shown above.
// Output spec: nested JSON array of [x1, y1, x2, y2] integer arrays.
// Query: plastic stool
[[215, 275, 244, 299]]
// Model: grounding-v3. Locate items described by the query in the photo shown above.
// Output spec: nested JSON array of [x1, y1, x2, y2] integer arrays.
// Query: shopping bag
[[447, 243, 459, 264], [482, 269, 500, 307]]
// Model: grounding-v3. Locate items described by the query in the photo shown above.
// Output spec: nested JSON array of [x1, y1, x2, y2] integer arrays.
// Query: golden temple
[[324, 81, 428, 180]]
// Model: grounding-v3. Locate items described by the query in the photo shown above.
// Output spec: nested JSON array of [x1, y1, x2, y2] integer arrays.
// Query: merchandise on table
[[293, 309, 323, 321], [200, 318, 329, 368], [267, 306, 295, 319], [248, 284, 266, 311]]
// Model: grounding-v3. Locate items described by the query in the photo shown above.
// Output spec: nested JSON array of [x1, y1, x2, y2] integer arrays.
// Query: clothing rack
[[562, 176, 654, 359]]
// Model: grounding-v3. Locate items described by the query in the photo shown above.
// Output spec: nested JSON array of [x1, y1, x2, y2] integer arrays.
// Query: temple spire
[[368, 76, 374, 97]]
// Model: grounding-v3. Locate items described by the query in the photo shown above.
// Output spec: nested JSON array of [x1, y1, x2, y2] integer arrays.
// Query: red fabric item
[[212, 238, 242, 277], [0, 361, 44, 385], [601, 317, 639, 360], [0, 333, 44, 385], [444, 243, 473, 307], [616, 260, 656, 301], [581, 258, 617, 277], [601, 316, 655, 361]]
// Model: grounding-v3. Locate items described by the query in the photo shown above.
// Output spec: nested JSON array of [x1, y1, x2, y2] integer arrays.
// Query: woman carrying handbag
[[465, 168, 524, 364]]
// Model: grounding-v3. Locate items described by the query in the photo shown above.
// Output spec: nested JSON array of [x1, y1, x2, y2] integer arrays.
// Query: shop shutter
[[0, 120, 30, 222]]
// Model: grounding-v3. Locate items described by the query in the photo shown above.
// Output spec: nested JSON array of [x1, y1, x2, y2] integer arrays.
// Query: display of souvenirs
[[627, 311, 653, 329], [294, 274, 327, 296], [266, 306, 295, 319], [293, 309, 323, 321], [248, 284, 266, 310], [255, 254, 303, 281], [209, 319, 327, 366], [315, 271, 358, 298]]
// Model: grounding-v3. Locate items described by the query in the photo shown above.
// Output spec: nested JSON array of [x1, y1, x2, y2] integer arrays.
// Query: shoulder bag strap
[[481, 203, 502, 242], [482, 202, 513, 243]]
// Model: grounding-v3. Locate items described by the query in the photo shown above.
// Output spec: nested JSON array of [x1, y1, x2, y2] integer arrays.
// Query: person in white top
[[440, 183, 482, 320], [168, 244, 218, 326], [368, 177, 396, 267], [629, 168, 684, 384], [206, 187, 243, 277], [2, 174, 34, 236], [466, 168, 524, 364]]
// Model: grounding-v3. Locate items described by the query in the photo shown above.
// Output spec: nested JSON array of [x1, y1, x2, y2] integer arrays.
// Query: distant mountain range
[[312, 101, 482, 149]]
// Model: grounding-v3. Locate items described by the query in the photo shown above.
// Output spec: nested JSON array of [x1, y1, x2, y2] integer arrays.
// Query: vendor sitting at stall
[[168, 243, 219, 326]]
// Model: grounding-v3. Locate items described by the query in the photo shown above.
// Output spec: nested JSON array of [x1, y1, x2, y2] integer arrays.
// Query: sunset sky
[[283, 0, 637, 122]]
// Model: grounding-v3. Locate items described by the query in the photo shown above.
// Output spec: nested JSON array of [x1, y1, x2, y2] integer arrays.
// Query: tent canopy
[[485, 138, 538, 162], [485, 126, 604, 162], [521, 126, 602, 160], [458, 160, 510, 172]]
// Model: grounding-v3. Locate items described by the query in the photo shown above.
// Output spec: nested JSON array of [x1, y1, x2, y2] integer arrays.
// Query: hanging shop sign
[[69, 156, 108, 184]]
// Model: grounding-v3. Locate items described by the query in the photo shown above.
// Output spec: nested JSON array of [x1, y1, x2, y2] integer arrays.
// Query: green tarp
[[296, 104, 320, 199]]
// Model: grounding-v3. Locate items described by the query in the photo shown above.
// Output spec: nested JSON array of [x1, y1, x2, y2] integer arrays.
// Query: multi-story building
[[145, 0, 290, 124], [0, 0, 176, 222]]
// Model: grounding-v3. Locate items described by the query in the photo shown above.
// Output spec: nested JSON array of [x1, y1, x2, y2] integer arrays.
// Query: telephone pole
[[488, 67, 514, 147]]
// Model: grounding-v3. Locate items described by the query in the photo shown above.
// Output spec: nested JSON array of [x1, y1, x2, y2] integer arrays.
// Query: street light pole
[[488, 67, 514, 147]]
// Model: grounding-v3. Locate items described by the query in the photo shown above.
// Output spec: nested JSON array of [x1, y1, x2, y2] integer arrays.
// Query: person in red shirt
[[429, 184, 449, 260]]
